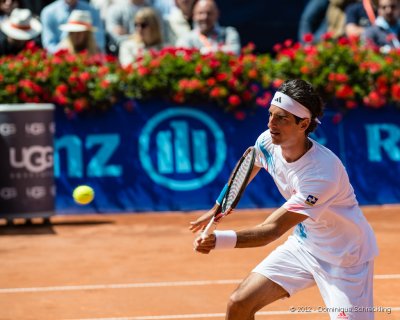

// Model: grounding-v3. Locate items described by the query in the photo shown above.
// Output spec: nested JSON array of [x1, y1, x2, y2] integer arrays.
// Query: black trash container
[[0, 104, 55, 223]]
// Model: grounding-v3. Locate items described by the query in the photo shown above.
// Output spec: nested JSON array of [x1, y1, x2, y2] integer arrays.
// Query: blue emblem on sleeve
[[305, 195, 318, 206]]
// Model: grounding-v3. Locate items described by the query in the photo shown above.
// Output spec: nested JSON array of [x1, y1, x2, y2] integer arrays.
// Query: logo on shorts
[[305, 195, 318, 206], [336, 311, 349, 319]]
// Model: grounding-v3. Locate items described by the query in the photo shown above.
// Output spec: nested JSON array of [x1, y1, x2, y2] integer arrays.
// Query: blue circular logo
[[139, 108, 226, 191]]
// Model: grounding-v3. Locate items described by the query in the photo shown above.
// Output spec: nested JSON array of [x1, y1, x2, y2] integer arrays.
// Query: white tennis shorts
[[252, 236, 374, 320]]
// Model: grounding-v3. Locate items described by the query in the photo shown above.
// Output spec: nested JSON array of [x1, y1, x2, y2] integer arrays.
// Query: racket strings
[[222, 153, 253, 212]]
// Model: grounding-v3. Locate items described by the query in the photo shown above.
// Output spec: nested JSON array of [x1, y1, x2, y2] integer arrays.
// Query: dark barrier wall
[[54, 101, 400, 214], [0, 104, 55, 219]]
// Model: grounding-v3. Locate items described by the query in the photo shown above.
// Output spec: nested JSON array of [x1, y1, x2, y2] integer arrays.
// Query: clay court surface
[[0, 205, 399, 320]]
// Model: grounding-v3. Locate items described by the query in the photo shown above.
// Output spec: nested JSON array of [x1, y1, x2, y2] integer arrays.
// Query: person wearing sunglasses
[[119, 7, 164, 66]]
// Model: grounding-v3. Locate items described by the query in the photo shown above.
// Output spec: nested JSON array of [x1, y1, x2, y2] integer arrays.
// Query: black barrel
[[0, 104, 55, 220]]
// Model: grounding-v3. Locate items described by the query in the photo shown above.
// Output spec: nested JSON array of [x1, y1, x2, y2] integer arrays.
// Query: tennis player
[[190, 79, 379, 320]]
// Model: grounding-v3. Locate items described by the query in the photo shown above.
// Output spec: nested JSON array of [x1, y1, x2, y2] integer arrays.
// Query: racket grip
[[201, 216, 216, 239]]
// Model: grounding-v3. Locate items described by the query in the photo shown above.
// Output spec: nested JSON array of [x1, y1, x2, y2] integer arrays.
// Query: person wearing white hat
[[57, 9, 100, 54], [40, 0, 105, 53], [0, 8, 42, 55]]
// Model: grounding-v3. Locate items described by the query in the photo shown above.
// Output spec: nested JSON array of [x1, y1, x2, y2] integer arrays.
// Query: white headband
[[271, 92, 321, 124]]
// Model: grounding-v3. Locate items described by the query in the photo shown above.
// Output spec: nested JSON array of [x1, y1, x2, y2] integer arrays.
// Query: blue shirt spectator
[[298, 0, 329, 43], [40, 0, 105, 53], [345, 1, 375, 38]]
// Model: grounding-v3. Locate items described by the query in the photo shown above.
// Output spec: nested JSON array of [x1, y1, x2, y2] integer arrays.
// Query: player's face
[[268, 105, 305, 146]]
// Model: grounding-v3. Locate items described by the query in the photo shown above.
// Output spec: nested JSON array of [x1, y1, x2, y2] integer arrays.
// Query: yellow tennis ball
[[73, 185, 94, 205]]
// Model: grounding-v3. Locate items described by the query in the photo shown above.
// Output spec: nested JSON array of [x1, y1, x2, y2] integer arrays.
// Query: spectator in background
[[58, 9, 100, 54], [0, 0, 20, 24], [0, 8, 42, 55], [326, 0, 357, 38], [118, 6, 164, 66], [150, 0, 175, 17], [91, 0, 124, 20], [177, 0, 241, 55], [363, 0, 400, 52], [40, 0, 105, 53], [298, 0, 329, 43], [345, 0, 377, 38], [105, 0, 149, 46], [165, 0, 196, 45]]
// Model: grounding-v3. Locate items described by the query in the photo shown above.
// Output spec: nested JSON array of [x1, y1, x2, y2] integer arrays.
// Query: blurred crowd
[[0, 0, 399, 65], [299, 0, 400, 53], [0, 0, 241, 65]]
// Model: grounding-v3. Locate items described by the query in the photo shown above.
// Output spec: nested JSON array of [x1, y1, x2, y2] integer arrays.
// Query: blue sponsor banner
[[54, 101, 400, 214]]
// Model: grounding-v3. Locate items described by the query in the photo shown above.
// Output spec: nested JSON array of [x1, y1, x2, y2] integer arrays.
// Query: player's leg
[[314, 259, 375, 320], [226, 272, 288, 320], [226, 236, 316, 320]]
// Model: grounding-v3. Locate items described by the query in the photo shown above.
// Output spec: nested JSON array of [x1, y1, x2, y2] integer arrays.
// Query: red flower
[[272, 79, 284, 89], [332, 112, 343, 124], [5, 85, 17, 94], [138, 66, 150, 76], [56, 84, 68, 95], [303, 33, 314, 43], [335, 74, 348, 83], [228, 94, 241, 107], [345, 100, 357, 109], [247, 69, 258, 79], [284, 39, 293, 47], [79, 72, 91, 82], [300, 65, 310, 74], [336, 85, 354, 99], [234, 111, 246, 120], [391, 83, 400, 101], [73, 98, 88, 112], [242, 90, 253, 102], [273, 43, 282, 53], [210, 87, 222, 98], [173, 92, 185, 103], [100, 80, 110, 89], [206, 78, 216, 86], [363, 91, 386, 108], [216, 73, 228, 82]]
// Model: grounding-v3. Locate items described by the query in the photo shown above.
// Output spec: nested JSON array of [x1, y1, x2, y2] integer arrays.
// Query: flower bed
[[0, 37, 399, 117]]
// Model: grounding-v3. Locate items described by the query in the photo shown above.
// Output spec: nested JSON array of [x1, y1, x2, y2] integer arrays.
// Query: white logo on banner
[[49, 122, 55, 134], [26, 186, 46, 199], [0, 123, 16, 136], [0, 187, 17, 200], [9, 146, 53, 173], [25, 123, 46, 135]]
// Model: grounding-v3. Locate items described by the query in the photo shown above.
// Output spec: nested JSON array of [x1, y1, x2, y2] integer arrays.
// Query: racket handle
[[201, 216, 216, 239]]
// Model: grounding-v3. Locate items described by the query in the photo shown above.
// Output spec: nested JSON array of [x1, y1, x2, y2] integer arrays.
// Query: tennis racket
[[201, 146, 256, 238]]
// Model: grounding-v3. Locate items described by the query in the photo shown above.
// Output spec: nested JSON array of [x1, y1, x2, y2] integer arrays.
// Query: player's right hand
[[193, 233, 216, 254], [189, 205, 218, 233]]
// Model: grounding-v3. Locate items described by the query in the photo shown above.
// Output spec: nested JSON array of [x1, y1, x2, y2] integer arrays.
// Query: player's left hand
[[189, 205, 218, 233], [193, 234, 216, 254]]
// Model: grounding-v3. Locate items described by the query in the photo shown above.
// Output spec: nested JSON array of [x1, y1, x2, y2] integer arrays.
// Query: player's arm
[[189, 165, 261, 233], [235, 207, 307, 248], [194, 207, 307, 253]]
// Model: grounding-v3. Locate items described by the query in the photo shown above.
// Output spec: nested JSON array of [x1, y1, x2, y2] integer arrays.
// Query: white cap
[[59, 10, 97, 32], [1, 8, 42, 40]]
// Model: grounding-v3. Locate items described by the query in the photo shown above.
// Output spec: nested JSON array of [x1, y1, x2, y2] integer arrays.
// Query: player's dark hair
[[277, 79, 324, 135]]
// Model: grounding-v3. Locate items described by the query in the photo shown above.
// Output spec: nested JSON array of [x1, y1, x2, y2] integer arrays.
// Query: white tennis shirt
[[254, 130, 378, 267]]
